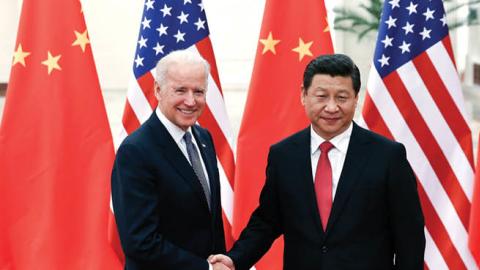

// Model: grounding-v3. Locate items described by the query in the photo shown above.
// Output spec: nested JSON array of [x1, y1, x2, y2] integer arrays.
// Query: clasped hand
[[209, 254, 235, 270]]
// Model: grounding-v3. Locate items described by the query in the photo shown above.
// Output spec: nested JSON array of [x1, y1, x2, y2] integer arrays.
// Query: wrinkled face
[[301, 74, 358, 140], [155, 62, 207, 131]]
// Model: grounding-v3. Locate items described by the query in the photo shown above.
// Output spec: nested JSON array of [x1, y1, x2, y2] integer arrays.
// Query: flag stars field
[[12, 44, 31, 67], [41, 51, 62, 74]]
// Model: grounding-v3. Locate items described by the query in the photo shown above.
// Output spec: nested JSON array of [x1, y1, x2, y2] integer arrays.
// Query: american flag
[[118, 0, 236, 249], [362, 0, 478, 269]]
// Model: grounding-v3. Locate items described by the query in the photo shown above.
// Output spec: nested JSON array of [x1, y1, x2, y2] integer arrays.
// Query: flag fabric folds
[[0, 0, 122, 269], [117, 0, 236, 249], [471, 137, 480, 266], [362, 0, 478, 269], [233, 1, 333, 269]]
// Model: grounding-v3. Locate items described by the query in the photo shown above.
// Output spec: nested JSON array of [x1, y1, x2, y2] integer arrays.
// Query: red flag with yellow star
[[0, 0, 123, 269], [233, 1, 333, 269]]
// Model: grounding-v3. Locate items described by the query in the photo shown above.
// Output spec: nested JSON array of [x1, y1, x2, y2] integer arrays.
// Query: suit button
[[321, 246, 328, 253]]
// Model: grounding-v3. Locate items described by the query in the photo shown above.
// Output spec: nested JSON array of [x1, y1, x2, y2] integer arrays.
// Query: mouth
[[321, 117, 340, 123], [178, 108, 196, 115]]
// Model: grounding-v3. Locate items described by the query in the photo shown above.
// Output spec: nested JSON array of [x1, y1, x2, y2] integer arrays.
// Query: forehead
[[165, 62, 206, 82], [308, 74, 354, 93]]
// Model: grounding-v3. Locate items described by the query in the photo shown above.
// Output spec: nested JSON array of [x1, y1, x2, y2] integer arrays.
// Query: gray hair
[[155, 49, 210, 91]]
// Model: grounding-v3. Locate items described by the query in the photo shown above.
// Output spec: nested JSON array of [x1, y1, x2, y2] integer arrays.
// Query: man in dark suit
[[111, 50, 228, 270], [210, 54, 425, 270]]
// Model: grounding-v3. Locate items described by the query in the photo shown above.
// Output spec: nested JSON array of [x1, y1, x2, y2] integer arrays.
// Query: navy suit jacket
[[111, 113, 226, 270], [228, 122, 425, 270]]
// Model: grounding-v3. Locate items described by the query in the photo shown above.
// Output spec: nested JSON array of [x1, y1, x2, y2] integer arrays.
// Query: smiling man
[[210, 54, 425, 270], [111, 50, 228, 270]]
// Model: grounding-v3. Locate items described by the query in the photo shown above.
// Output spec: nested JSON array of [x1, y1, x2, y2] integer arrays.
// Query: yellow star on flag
[[292, 38, 313, 61], [41, 51, 62, 75], [72, 30, 90, 52], [324, 17, 330, 32], [13, 44, 31, 67], [259, 31, 281, 55]]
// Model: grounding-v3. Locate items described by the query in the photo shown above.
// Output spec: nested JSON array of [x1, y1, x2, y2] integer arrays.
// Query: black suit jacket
[[111, 113, 226, 270], [228, 122, 425, 270]]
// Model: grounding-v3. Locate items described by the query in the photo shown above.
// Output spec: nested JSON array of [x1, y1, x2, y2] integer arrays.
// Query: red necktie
[[315, 141, 334, 230]]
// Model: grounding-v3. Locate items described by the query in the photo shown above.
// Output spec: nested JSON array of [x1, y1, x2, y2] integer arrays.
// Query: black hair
[[303, 54, 361, 94]]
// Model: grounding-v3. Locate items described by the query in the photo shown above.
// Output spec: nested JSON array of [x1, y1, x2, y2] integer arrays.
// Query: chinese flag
[[470, 136, 480, 266], [233, 0, 333, 269], [0, 0, 122, 269]]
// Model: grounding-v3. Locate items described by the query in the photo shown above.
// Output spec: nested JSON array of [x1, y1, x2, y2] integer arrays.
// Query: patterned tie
[[184, 132, 211, 210], [315, 141, 334, 230]]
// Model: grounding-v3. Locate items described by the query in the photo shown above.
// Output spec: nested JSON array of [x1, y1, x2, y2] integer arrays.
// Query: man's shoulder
[[353, 123, 406, 155], [270, 127, 310, 151], [119, 114, 159, 148], [192, 124, 210, 137], [355, 124, 400, 146]]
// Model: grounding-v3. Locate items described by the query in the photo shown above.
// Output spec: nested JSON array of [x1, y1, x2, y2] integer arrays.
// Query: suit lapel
[[326, 123, 372, 232], [147, 114, 211, 212], [192, 126, 218, 212], [293, 128, 326, 235]]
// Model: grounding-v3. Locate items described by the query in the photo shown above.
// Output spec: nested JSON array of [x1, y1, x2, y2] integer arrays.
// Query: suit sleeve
[[228, 147, 283, 270], [387, 143, 425, 269], [111, 142, 209, 270]]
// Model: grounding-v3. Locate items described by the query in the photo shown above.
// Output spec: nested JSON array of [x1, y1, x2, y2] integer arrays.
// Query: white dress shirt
[[310, 122, 353, 199]]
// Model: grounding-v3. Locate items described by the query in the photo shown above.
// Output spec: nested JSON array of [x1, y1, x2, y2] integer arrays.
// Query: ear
[[154, 82, 161, 100], [300, 85, 306, 105]]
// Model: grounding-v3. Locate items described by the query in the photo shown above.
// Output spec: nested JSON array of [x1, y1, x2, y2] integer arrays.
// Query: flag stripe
[[428, 41, 469, 121], [121, 102, 141, 135], [361, 94, 393, 139], [383, 71, 470, 229], [418, 183, 467, 270], [442, 36, 456, 67], [196, 37, 223, 95], [413, 52, 474, 169], [137, 72, 157, 109], [126, 78, 152, 123], [425, 228, 449, 270], [218, 163, 234, 223]]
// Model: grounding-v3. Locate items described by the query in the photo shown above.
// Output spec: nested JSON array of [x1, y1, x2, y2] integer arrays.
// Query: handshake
[[208, 254, 235, 270]]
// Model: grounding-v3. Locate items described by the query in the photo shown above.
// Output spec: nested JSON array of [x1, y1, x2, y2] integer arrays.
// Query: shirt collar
[[156, 107, 192, 144], [310, 122, 353, 155]]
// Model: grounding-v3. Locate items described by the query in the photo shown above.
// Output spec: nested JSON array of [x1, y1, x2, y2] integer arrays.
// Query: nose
[[184, 91, 196, 106], [324, 98, 339, 112]]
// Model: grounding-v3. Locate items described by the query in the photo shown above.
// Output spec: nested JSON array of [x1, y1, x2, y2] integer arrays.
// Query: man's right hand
[[209, 254, 235, 270]]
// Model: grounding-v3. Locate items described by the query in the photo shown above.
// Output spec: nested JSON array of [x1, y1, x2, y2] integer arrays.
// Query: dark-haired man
[[210, 54, 425, 270]]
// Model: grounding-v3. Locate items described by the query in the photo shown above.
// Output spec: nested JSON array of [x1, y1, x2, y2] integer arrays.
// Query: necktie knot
[[184, 131, 193, 143], [320, 141, 334, 153]]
